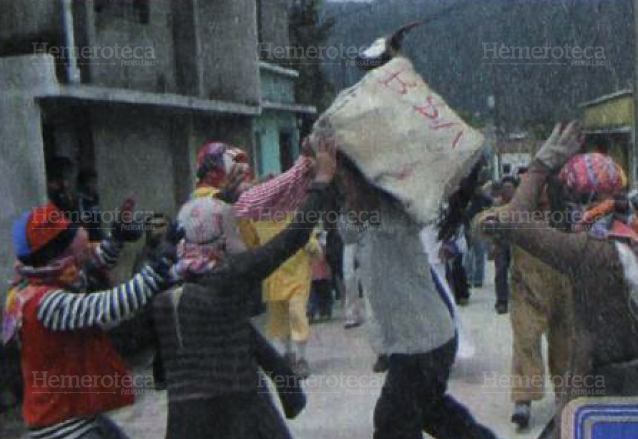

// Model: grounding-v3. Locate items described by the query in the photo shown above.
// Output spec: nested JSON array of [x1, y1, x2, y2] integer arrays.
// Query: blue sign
[[570, 402, 638, 439]]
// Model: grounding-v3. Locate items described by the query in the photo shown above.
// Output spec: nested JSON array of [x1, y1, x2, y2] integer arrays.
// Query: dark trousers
[[308, 279, 333, 318], [445, 254, 470, 303], [373, 337, 498, 439], [494, 247, 511, 305]]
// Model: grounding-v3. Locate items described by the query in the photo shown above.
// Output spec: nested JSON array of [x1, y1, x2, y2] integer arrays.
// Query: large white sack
[[313, 56, 485, 224]]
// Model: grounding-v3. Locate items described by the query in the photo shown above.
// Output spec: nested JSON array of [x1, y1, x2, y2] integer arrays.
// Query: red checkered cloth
[[233, 156, 314, 221]]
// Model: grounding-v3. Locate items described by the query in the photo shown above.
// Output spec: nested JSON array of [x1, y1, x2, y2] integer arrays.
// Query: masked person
[[187, 140, 318, 413], [152, 136, 336, 439], [476, 123, 638, 438], [2, 201, 177, 439]]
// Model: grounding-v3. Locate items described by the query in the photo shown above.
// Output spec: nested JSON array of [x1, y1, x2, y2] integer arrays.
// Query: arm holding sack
[[232, 140, 317, 220], [201, 137, 336, 283]]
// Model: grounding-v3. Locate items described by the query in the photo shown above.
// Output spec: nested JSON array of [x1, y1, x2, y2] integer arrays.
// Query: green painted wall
[[256, 65, 301, 177], [260, 69, 296, 104], [254, 109, 299, 177]]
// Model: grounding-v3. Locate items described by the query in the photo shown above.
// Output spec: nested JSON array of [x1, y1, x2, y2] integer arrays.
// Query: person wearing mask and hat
[[2, 202, 178, 439], [152, 135, 337, 439], [188, 140, 319, 411], [476, 123, 638, 438]]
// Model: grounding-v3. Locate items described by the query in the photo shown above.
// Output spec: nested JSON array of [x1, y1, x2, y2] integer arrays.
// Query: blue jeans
[[464, 238, 486, 286]]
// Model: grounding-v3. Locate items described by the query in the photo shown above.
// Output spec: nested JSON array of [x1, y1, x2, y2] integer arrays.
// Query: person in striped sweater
[[3, 202, 178, 439]]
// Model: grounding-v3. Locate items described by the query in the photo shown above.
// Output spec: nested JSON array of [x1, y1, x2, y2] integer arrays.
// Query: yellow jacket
[[192, 186, 318, 301], [252, 216, 320, 302]]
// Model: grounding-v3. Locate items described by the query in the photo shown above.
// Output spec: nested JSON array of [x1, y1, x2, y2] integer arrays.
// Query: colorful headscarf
[[195, 142, 253, 187], [558, 153, 625, 196]]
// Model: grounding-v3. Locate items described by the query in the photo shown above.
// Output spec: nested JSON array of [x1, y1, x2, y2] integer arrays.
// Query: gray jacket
[[357, 201, 456, 355]]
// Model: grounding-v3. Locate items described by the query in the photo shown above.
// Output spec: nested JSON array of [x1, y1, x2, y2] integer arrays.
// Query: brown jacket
[[482, 162, 638, 401]]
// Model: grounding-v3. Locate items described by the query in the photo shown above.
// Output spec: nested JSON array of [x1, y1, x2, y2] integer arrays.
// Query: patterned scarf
[[2, 255, 83, 344], [174, 241, 227, 280], [574, 199, 616, 233]]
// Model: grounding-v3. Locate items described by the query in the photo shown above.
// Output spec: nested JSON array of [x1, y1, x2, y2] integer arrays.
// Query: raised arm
[[37, 264, 167, 331], [228, 183, 328, 280], [201, 135, 337, 285], [477, 121, 619, 276], [492, 164, 618, 276], [37, 232, 179, 331], [233, 156, 314, 220]]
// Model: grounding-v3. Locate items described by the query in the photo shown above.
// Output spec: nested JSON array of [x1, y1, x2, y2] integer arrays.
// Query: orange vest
[[20, 286, 134, 427]]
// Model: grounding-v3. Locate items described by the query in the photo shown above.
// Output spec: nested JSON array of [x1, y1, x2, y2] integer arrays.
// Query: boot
[[511, 401, 531, 429], [251, 328, 306, 419]]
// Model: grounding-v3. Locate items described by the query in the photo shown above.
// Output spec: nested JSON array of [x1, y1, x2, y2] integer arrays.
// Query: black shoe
[[456, 297, 470, 307], [511, 401, 531, 429], [276, 374, 307, 419], [344, 320, 363, 330], [495, 302, 508, 314], [372, 355, 390, 373]]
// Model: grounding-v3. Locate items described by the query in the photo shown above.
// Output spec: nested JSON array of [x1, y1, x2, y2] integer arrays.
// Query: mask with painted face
[[175, 198, 246, 279]]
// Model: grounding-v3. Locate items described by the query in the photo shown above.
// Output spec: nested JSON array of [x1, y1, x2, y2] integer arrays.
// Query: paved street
[[108, 265, 554, 439], [2, 266, 555, 439]]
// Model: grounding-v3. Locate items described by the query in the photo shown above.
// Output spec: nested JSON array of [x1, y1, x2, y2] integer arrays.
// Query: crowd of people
[[4, 118, 638, 439]]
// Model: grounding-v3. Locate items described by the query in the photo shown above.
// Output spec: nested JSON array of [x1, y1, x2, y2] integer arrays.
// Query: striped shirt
[[28, 417, 98, 439], [233, 156, 313, 221], [36, 265, 165, 331]]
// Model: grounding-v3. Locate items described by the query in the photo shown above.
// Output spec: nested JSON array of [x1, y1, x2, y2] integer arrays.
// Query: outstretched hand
[[535, 121, 582, 170], [111, 196, 144, 242]]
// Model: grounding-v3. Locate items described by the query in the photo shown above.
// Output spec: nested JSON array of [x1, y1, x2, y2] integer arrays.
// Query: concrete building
[[256, 62, 316, 176], [0, 0, 315, 281], [0, 0, 314, 406], [255, 0, 316, 177]]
